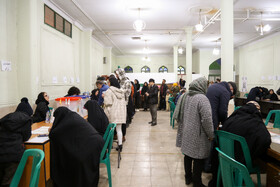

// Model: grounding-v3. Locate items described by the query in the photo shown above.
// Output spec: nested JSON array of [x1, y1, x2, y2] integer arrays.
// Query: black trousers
[[159, 96, 166, 110], [184, 155, 204, 187]]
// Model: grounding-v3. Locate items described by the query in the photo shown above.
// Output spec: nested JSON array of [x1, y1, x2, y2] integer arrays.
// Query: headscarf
[[114, 68, 126, 82], [109, 77, 120, 89], [188, 77, 208, 96], [16, 97, 33, 116], [141, 82, 149, 94], [246, 101, 260, 111], [35, 92, 49, 105], [173, 83, 178, 87], [51, 107, 70, 130], [84, 100, 109, 136]]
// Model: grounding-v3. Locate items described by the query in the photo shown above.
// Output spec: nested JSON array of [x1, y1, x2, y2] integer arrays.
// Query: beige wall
[[0, 0, 107, 117], [237, 33, 280, 91]]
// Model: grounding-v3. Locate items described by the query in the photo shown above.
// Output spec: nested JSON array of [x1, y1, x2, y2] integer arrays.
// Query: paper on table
[[26, 136, 49, 143], [32, 126, 50, 135], [270, 132, 280, 144]]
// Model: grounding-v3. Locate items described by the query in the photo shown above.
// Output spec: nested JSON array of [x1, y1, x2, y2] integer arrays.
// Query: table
[[21, 115, 88, 187], [20, 122, 52, 187], [267, 128, 280, 186], [234, 97, 280, 117]]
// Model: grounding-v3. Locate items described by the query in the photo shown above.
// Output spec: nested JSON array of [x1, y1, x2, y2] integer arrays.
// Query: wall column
[[221, 0, 234, 81], [173, 46, 178, 82], [185, 26, 193, 88]]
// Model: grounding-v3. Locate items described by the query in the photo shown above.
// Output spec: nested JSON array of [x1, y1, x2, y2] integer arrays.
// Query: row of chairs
[[10, 123, 117, 187], [216, 130, 261, 187]]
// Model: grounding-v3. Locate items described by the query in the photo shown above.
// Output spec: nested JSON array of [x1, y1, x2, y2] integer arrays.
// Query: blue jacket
[[206, 82, 232, 129], [98, 84, 109, 105]]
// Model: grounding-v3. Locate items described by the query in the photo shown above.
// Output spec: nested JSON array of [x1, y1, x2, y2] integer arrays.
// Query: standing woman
[[103, 77, 126, 151], [141, 82, 149, 111], [134, 79, 141, 109], [176, 77, 214, 187], [33, 92, 50, 123]]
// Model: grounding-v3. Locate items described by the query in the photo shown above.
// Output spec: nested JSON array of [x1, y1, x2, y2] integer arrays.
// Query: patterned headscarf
[[187, 77, 208, 96]]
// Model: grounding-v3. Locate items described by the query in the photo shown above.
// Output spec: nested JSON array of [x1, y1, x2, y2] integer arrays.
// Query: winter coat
[[98, 84, 109, 106], [222, 103, 271, 163], [206, 82, 232, 129], [147, 84, 159, 105], [176, 77, 214, 159], [33, 102, 49, 123], [0, 112, 32, 163], [247, 87, 263, 102], [104, 86, 127, 124], [160, 84, 168, 97]]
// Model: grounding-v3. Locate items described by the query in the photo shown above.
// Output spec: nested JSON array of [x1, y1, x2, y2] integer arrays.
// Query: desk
[[20, 122, 52, 187], [234, 97, 280, 117], [21, 115, 87, 187], [267, 128, 280, 186]]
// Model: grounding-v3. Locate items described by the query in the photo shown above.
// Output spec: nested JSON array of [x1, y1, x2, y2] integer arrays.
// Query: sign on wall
[[1, 60, 12, 71]]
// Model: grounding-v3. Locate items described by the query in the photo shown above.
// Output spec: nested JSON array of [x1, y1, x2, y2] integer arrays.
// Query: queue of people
[[0, 73, 277, 187]]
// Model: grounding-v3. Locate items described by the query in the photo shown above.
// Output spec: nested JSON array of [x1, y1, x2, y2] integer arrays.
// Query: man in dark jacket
[[0, 98, 33, 187], [222, 101, 271, 163], [146, 78, 159, 126], [247, 86, 264, 102], [206, 81, 237, 187], [159, 79, 168, 110]]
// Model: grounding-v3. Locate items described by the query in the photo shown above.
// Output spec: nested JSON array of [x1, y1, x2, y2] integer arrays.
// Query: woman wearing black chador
[[32, 92, 50, 123]]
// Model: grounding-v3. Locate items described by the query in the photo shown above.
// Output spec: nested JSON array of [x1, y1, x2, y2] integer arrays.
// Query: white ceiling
[[50, 0, 280, 56]]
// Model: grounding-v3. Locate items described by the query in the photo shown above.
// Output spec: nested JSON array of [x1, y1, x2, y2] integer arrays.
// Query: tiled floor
[[98, 105, 266, 187], [98, 110, 211, 187]]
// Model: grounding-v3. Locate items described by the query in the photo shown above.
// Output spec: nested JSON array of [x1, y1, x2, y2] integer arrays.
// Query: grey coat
[[176, 94, 214, 159]]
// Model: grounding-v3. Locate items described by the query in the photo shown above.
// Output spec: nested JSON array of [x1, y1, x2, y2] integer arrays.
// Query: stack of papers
[[26, 136, 49, 143], [32, 126, 50, 135], [270, 132, 280, 144]]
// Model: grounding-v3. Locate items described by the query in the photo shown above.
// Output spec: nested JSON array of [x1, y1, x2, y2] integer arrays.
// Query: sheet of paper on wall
[[273, 76, 277, 81], [52, 76, 58, 83], [76, 77, 80, 83], [268, 76, 272, 80], [36, 76, 39, 84], [70, 77, 74, 83], [1, 60, 12, 71], [261, 76, 266, 80], [63, 76, 68, 83], [277, 75, 280, 81]]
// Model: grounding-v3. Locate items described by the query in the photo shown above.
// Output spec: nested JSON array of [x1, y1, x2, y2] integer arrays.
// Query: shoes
[[151, 122, 157, 126], [116, 144, 123, 152], [148, 121, 152, 124], [122, 136, 126, 142]]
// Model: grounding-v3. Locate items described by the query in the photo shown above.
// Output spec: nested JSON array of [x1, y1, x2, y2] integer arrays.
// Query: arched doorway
[[208, 58, 221, 82]]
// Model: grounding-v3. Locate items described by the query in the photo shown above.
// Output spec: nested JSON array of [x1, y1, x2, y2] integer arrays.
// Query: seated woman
[[84, 100, 109, 136], [32, 92, 49, 123], [65, 86, 80, 97], [0, 98, 33, 187], [264, 89, 279, 101], [222, 101, 271, 163], [49, 107, 104, 187]]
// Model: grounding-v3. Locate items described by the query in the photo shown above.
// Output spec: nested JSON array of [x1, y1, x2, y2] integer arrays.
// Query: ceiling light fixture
[[213, 40, 220, 55], [133, 8, 146, 32], [195, 9, 204, 32], [178, 40, 184, 54], [255, 12, 271, 36], [143, 40, 150, 54]]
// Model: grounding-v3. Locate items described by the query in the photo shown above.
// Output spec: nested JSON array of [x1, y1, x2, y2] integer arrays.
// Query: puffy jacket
[[148, 84, 159, 105], [104, 86, 127, 124], [206, 82, 232, 129], [0, 112, 32, 163]]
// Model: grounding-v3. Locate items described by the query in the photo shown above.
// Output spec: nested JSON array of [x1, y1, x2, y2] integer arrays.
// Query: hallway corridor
[[98, 110, 211, 187]]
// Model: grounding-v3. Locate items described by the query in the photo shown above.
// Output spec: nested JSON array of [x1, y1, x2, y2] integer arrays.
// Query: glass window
[[141, 66, 150, 73], [159, 66, 168, 73], [178, 66, 185, 75], [124, 66, 133, 73]]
